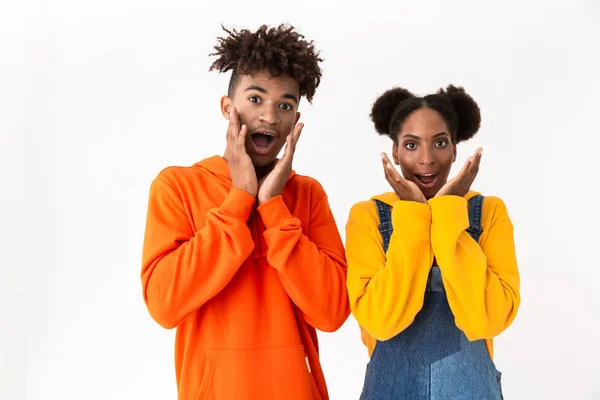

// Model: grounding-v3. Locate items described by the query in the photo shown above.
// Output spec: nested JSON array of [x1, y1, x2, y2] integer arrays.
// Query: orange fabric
[[141, 155, 350, 400]]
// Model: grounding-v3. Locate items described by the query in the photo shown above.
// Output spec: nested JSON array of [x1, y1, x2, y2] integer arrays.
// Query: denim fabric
[[361, 196, 503, 400]]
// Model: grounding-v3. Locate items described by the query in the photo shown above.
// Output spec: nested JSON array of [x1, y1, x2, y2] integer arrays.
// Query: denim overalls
[[360, 195, 503, 400]]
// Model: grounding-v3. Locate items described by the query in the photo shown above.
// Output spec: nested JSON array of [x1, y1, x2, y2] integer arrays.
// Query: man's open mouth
[[251, 132, 275, 148]]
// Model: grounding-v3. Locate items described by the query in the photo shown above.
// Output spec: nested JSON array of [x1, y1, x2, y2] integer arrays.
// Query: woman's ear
[[392, 142, 400, 165]]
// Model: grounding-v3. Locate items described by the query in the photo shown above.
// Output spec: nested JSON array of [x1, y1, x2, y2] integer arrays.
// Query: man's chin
[[250, 154, 277, 169]]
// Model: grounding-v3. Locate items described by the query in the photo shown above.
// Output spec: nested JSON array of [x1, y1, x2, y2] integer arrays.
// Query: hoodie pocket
[[196, 345, 313, 400], [195, 351, 217, 400]]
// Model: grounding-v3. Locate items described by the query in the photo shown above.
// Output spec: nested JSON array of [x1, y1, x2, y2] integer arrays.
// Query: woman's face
[[393, 107, 457, 199]]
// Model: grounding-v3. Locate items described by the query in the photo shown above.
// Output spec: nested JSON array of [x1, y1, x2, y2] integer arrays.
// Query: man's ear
[[220, 95, 232, 120], [392, 142, 400, 165], [294, 112, 301, 125]]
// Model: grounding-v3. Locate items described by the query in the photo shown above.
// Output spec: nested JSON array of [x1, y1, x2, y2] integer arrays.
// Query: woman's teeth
[[416, 173, 436, 184]]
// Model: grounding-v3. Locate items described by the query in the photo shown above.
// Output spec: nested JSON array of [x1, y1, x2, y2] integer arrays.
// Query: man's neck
[[255, 163, 274, 180], [222, 153, 275, 180]]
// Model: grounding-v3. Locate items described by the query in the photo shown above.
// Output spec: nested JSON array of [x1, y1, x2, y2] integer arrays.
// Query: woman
[[345, 85, 520, 399]]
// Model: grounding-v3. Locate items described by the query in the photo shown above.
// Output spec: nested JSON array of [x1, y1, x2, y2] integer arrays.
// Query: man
[[141, 24, 350, 400]]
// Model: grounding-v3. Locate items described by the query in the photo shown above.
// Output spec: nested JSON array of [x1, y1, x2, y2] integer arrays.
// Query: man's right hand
[[225, 106, 258, 197]]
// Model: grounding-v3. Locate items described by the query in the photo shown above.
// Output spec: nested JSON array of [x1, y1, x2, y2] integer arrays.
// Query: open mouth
[[251, 132, 275, 148], [414, 173, 437, 188]]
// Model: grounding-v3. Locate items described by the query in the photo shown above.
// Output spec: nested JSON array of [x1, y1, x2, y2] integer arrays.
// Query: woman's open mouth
[[414, 173, 437, 189]]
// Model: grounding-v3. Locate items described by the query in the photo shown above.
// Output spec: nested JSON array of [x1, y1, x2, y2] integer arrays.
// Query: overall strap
[[373, 199, 393, 253], [466, 195, 485, 243]]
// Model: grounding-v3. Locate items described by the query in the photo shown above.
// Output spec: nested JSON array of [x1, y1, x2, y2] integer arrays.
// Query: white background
[[3, 0, 600, 399]]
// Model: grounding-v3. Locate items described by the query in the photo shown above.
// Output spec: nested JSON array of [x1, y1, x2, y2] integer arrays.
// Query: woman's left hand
[[436, 147, 482, 198]]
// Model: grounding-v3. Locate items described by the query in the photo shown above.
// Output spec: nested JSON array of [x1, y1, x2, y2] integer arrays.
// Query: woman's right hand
[[381, 153, 426, 204]]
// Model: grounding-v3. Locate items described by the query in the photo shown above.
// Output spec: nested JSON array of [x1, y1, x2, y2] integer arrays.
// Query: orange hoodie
[[141, 155, 350, 400]]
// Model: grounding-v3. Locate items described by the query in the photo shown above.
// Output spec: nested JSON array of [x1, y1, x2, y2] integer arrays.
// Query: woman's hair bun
[[370, 87, 414, 135], [438, 85, 481, 142]]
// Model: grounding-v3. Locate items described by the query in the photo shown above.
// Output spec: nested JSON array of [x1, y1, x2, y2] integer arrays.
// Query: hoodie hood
[[371, 189, 481, 207], [196, 155, 297, 183]]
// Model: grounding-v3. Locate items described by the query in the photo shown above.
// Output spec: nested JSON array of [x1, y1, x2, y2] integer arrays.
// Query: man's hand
[[257, 123, 304, 205], [436, 147, 482, 198], [381, 153, 427, 204], [225, 106, 258, 197]]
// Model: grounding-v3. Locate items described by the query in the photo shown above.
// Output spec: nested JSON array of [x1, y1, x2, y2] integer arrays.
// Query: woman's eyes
[[404, 140, 448, 150]]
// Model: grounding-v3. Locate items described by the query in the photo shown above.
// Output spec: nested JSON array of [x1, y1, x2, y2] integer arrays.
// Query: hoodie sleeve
[[256, 188, 350, 332], [429, 195, 521, 340], [141, 175, 255, 329], [345, 200, 434, 341]]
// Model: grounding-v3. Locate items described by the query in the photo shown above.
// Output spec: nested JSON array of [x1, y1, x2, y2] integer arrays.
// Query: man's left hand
[[257, 123, 304, 205]]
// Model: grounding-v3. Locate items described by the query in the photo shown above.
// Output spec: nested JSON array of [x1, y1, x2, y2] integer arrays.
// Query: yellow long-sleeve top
[[345, 190, 520, 359]]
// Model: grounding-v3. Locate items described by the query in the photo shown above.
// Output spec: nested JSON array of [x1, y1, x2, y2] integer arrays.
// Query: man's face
[[221, 70, 301, 168]]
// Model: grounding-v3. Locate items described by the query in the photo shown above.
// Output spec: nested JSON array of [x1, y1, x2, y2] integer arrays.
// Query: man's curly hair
[[208, 24, 324, 103]]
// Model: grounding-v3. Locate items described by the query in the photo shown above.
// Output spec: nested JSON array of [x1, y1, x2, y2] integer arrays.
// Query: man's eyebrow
[[282, 93, 299, 104], [245, 85, 267, 94]]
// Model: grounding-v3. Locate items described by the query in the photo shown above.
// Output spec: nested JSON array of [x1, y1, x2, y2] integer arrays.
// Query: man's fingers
[[282, 123, 304, 163], [236, 124, 248, 146], [229, 124, 248, 161], [278, 135, 294, 165], [229, 107, 240, 128], [228, 106, 241, 140], [292, 123, 304, 148], [277, 123, 303, 164]]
